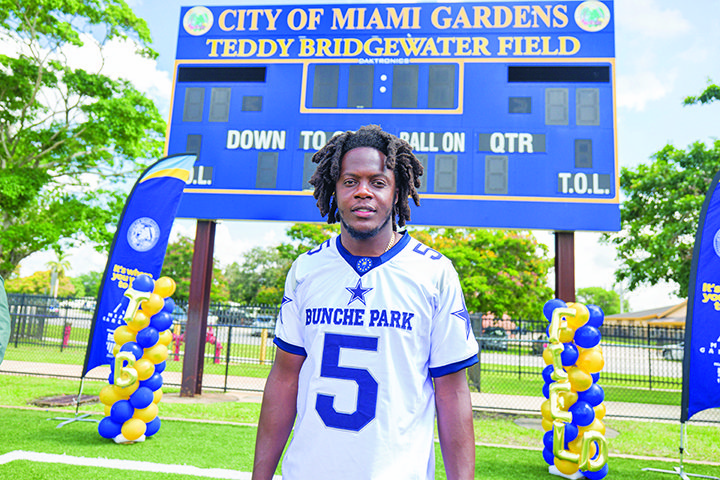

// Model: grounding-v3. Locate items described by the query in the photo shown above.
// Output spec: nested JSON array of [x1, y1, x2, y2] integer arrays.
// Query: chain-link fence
[[2, 294, 718, 423]]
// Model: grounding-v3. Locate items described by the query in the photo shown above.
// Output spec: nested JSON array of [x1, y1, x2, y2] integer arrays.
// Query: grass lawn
[[1, 374, 719, 480]]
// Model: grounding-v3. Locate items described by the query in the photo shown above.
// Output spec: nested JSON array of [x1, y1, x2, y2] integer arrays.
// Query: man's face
[[335, 147, 397, 240]]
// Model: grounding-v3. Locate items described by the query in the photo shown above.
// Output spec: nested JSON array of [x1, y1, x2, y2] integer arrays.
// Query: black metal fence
[[1, 294, 718, 423]]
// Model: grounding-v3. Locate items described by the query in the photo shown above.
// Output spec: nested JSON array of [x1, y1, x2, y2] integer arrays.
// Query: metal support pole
[[181, 220, 216, 397], [554, 231, 576, 303]]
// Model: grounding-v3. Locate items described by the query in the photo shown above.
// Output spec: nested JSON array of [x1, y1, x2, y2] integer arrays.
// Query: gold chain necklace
[[383, 232, 396, 253]]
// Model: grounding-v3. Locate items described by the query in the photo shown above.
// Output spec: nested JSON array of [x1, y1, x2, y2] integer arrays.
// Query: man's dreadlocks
[[308, 125, 424, 230]]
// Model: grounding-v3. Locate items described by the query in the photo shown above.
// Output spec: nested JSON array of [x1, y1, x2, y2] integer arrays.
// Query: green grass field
[[1, 374, 719, 479]]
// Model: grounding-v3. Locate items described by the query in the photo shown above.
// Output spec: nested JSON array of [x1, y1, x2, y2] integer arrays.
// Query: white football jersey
[[274, 232, 479, 480]]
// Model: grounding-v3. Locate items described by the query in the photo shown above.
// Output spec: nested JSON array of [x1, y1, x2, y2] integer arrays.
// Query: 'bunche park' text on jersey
[[273, 233, 479, 479]]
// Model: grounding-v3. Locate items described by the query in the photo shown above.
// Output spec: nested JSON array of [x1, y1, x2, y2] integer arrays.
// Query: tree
[[576, 286, 627, 316], [603, 80, 720, 297], [73, 271, 102, 298], [161, 235, 228, 303], [5, 270, 75, 296], [0, 1, 166, 279], [46, 253, 71, 297], [604, 141, 720, 296], [410, 228, 553, 318]]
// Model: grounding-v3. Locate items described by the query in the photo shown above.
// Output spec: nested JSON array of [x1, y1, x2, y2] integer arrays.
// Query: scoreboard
[[166, 1, 619, 231]]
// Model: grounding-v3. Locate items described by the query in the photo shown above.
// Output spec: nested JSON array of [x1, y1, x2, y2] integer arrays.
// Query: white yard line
[[0, 450, 282, 479]]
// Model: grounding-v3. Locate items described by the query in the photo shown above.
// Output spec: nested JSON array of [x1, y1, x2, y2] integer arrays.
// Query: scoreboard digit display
[[167, 1, 619, 232]]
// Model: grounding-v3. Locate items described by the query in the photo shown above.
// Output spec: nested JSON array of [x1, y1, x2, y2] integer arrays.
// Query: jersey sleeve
[[273, 260, 307, 356], [428, 262, 479, 377]]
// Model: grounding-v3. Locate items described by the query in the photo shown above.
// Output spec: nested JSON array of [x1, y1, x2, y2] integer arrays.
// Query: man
[[0, 275, 10, 365], [252, 125, 479, 480]]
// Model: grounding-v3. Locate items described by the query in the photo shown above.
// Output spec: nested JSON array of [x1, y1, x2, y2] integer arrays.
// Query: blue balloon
[[132, 274, 154, 292], [130, 386, 154, 410], [578, 383, 604, 407], [582, 463, 609, 480], [561, 422, 579, 444], [561, 342, 579, 367], [136, 327, 160, 349], [150, 311, 173, 332], [162, 297, 175, 314], [542, 382, 550, 399], [120, 342, 143, 362], [145, 417, 162, 437], [575, 325, 601, 349], [569, 401, 595, 427], [110, 400, 134, 424], [140, 372, 164, 392], [544, 298, 568, 322], [154, 361, 167, 374], [98, 417, 122, 439], [586, 304, 605, 329], [542, 365, 555, 384], [542, 446, 555, 465], [591, 372, 601, 383], [543, 430, 554, 450]]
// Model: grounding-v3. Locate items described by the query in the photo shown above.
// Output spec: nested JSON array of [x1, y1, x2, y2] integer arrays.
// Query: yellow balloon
[[126, 310, 151, 332], [541, 417, 554, 431], [580, 418, 606, 436], [99, 385, 121, 406], [113, 326, 136, 345], [141, 293, 165, 316], [542, 347, 554, 365], [558, 327, 575, 343], [133, 403, 159, 423], [555, 458, 580, 475], [565, 303, 590, 330], [541, 399, 552, 421], [567, 366, 593, 392], [158, 329, 173, 346], [153, 389, 163, 404], [594, 403, 606, 420], [558, 390, 578, 410], [577, 348, 605, 374], [114, 380, 139, 399], [143, 343, 169, 364], [568, 434, 598, 458], [104, 404, 112, 417], [112, 343, 121, 356], [121, 418, 146, 441], [153, 276, 176, 298], [135, 358, 155, 381]]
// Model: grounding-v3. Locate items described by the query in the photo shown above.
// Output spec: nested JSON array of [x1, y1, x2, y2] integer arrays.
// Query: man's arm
[[0, 276, 10, 365], [252, 348, 305, 480], [435, 369, 475, 480]]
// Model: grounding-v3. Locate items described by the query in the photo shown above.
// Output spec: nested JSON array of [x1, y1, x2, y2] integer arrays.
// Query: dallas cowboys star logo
[[346, 278, 373, 306], [451, 306, 472, 340]]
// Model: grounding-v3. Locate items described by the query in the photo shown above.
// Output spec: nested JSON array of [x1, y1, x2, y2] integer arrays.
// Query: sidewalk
[[1, 360, 718, 425]]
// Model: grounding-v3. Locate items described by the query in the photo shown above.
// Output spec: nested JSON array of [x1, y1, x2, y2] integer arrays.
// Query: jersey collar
[[336, 232, 410, 276]]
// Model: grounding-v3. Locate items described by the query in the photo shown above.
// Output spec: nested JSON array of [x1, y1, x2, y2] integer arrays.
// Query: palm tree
[[46, 253, 71, 298]]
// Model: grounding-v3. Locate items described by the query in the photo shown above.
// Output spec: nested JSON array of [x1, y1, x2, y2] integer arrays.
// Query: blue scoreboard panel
[[167, 1, 619, 231]]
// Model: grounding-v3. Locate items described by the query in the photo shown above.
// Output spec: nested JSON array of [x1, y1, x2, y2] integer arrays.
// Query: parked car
[[251, 315, 277, 337], [479, 327, 509, 351], [215, 305, 253, 326], [662, 342, 684, 361]]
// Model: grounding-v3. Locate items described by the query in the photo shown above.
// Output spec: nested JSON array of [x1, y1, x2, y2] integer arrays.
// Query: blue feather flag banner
[[682, 170, 720, 422], [82, 154, 196, 376]]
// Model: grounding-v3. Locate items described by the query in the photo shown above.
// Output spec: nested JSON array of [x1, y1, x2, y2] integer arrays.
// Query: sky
[[16, 0, 720, 312]]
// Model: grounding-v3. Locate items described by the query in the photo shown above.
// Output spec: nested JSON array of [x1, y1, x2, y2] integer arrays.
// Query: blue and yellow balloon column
[[541, 299, 609, 479], [97, 274, 176, 443]]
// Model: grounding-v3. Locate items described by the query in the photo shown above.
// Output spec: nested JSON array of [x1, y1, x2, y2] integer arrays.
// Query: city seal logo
[[575, 1, 611, 33], [183, 6, 213, 36], [714, 229, 720, 259], [127, 217, 161, 252]]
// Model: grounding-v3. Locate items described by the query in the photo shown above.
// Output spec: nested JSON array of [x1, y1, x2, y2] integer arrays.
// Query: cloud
[[615, 0, 691, 38], [617, 70, 675, 111]]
